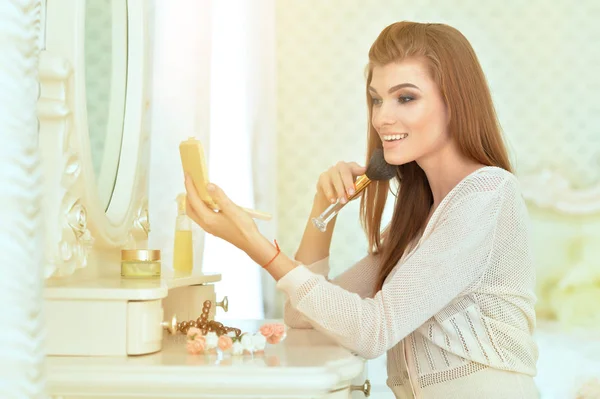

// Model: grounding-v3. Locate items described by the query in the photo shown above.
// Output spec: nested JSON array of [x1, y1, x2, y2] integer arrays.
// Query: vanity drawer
[[45, 299, 129, 356], [127, 299, 163, 355], [162, 283, 217, 323], [127, 283, 222, 355], [45, 298, 165, 356]]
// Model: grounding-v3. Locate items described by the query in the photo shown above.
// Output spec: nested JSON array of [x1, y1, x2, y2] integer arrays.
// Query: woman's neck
[[417, 142, 486, 208]]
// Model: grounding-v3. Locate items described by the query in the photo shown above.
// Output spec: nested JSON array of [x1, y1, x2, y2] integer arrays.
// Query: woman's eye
[[371, 96, 414, 105]]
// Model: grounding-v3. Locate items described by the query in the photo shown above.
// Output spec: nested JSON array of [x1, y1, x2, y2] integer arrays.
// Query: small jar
[[121, 249, 161, 279]]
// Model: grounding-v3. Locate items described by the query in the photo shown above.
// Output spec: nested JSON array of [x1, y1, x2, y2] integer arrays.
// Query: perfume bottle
[[173, 194, 194, 272]]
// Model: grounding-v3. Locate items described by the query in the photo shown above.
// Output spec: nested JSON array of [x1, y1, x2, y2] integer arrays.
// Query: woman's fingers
[[318, 172, 336, 204], [329, 164, 347, 203], [206, 183, 238, 214], [185, 201, 202, 226], [347, 162, 367, 176], [338, 163, 358, 198], [315, 161, 366, 204], [184, 175, 218, 228]]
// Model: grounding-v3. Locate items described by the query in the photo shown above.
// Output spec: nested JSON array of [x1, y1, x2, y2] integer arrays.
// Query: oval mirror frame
[[81, 0, 150, 244], [39, 0, 150, 278]]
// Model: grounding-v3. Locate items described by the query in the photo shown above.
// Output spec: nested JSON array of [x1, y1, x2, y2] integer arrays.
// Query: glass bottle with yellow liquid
[[173, 194, 194, 273]]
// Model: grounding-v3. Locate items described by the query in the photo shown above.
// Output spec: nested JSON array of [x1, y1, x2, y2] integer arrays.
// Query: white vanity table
[[38, 0, 368, 397], [44, 270, 223, 356], [46, 320, 367, 399]]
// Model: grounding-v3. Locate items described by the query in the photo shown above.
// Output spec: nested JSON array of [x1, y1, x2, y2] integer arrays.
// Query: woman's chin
[[383, 150, 411, 166]]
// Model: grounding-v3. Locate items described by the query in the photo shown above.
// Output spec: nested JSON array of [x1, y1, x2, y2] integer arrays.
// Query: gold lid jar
[[121, 249, 161, 279]]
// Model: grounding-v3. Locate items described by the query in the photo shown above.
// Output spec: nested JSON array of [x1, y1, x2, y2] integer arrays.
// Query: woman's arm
[[294, 194, 337, 265], [272, 185, 509, 359], [184, 171, 512, 359], [295, 159, 367, 265], [287, 175, 379, 327], [282, 252, 380, 328]]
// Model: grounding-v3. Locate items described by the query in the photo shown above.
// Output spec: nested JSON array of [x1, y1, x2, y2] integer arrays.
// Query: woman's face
[[369, 58, 450, 166]]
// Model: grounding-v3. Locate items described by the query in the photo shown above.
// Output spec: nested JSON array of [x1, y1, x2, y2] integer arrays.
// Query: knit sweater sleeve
[[282, 253, 381, 329], [276, 182, 507, 359]]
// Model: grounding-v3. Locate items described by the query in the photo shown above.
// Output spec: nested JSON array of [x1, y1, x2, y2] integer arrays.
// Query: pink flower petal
[[273, 323, 285, 336], [259, 324, 275, 338], [186, 339, 205, 355], [187, 327, 202, 340], [267, 334, 281, 344], [218, 335, 233, 351]]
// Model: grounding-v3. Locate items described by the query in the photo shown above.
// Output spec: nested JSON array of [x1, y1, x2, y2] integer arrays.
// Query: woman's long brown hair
[[360, 22, 513, 291]]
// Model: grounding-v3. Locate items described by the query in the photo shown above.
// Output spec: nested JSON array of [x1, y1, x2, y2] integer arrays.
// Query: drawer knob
[[350, 379, 371, 397], [161, 314, 178, 335], [216, 296, 228, 312]]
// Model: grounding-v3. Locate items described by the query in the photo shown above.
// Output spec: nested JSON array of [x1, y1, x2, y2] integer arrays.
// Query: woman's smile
[[381, 133, 409, 149]]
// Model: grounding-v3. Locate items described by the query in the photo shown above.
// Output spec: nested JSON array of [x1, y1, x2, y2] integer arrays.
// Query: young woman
[[185, 21, 539, 398]]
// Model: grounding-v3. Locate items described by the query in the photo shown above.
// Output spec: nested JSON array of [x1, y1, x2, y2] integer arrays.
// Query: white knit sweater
[[277, 167, 539, 398]]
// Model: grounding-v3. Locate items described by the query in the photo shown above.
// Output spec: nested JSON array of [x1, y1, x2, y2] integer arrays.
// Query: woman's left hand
[[184, 176, 263, 257]]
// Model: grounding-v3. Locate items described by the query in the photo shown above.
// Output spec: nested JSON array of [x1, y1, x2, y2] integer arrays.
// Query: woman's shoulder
[[453, 166, 521, 199], [442, 166, 523, 215], [423, 166, 527, 244]]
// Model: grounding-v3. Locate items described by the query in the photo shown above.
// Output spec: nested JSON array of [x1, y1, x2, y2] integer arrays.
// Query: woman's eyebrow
[[368, 83, 420, 94]]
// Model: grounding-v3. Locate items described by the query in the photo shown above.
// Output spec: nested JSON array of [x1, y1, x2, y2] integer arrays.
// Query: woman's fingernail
[[207, 183, 216, 192], [330, 198, 336, 204], [347, 188, 355, 196], [340, 197, 347, 204]]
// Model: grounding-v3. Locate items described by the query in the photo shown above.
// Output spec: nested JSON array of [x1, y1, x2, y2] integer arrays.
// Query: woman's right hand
[[316, 161, 367, 205]]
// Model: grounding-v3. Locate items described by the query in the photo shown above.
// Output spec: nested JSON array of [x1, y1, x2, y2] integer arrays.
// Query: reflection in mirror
[[85, 0, 128, 211]]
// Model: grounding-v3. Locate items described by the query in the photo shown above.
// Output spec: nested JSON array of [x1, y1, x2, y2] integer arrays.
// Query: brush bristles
[[366, 149, 396, 180]]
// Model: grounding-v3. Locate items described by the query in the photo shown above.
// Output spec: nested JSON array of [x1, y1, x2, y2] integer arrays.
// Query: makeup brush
[[311, 148, 396, 232]]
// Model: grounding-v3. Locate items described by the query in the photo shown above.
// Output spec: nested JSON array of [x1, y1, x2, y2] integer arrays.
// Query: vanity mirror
[[35, 3, 369, 396], [39, 0, 223, 357], [85, 0, 127, 213], [39, 0, 150, 280]]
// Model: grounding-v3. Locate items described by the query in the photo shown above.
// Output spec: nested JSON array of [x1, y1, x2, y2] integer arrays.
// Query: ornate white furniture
[[38, 0, 368, 397], [39, 0, 224, 357], [46, 320, 369, 399]]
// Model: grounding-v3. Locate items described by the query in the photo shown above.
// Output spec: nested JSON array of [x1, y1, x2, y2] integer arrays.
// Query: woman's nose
[[373, 103, 397, 129]]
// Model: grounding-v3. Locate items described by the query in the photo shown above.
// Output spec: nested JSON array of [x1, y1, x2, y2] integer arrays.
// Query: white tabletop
[[43, 270, 222, 301], [46, 319, 364, 398]]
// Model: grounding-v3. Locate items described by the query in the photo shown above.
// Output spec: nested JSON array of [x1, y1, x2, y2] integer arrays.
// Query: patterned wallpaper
[[275, 0, 600, 321]]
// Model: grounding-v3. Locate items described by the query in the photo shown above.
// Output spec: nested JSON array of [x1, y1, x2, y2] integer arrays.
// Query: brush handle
[[241, 207, 272, 221], [347, 175, 372, 201], [311, 175, 372, 232], [204, 202, 272, 221], [311, 200, 345, 232]]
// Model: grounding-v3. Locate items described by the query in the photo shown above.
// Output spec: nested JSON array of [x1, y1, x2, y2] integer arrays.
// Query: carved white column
[[0, 0, 46, 398]]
